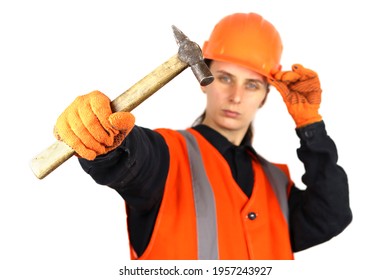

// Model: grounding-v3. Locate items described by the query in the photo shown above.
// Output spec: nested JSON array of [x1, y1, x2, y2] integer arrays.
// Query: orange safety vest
[[130, 128, 294, 260]]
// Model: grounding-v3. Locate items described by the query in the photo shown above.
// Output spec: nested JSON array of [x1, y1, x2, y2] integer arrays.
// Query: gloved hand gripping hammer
[[30, 26, 214, 179]]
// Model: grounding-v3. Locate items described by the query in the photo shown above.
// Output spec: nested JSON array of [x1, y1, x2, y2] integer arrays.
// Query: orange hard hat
[[202, 13, 283, 78]]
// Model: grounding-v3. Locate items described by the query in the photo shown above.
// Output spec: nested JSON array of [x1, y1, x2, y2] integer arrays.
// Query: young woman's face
[[201, 60, 268, 144]]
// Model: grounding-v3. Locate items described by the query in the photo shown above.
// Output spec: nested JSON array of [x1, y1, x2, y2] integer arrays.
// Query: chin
[[218, 122, 243, 132]]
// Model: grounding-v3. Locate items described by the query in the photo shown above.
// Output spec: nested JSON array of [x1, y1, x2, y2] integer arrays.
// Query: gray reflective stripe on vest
[[179, 130, 219, 260], [179, 130, 289, 259], [256, 156, 290, 225]]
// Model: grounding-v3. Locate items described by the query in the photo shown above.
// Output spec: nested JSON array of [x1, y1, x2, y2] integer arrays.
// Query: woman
[[54, 13, 352, 259]]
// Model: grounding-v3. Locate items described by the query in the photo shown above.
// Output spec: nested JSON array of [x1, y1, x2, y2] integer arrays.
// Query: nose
[[230, 86, 244, 104]]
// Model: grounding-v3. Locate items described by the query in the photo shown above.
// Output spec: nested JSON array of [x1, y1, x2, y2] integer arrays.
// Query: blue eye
[[218, 74, 232, 84], [246, 81, 260, 90]]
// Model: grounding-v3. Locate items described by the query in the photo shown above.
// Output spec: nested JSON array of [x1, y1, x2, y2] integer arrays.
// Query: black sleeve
[[288, 121, 353, 252], [78, 126, 169, 212]]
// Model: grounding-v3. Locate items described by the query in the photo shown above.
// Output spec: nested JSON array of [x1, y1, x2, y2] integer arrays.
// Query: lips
[[223, 109, 240, 118]]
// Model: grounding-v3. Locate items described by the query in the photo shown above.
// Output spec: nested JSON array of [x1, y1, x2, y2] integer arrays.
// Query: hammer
[[30, 26, 214, 179]]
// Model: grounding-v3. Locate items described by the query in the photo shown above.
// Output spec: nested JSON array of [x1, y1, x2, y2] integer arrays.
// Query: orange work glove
[[54, 90, 135, 160], [268, 64, 322, 128]]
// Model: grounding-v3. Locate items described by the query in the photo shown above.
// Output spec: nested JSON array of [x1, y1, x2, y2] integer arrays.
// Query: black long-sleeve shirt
[[79, 121, 352, 257]]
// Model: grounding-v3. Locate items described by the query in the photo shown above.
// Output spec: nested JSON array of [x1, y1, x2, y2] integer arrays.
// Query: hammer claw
[[172, 25, 189, 45], [173, 25, 214, 86]]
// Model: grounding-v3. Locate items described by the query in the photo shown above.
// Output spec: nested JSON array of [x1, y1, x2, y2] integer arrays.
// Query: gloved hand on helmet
[[268, 64, 322, 128], [54, 90, 135, 160]]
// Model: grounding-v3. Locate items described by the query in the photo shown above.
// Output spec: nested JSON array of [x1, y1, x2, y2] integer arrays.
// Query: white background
[[1, 0, 389, 279]]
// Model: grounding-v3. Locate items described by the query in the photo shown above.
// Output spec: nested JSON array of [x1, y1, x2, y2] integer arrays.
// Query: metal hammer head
[[172, 25, 214, 86]]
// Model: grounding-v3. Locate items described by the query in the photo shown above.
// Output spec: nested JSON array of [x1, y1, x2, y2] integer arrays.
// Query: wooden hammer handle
[[31, 54, 187, 179]]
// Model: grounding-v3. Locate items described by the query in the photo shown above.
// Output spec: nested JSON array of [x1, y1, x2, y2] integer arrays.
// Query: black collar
[[192, 124, 257, 158]]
